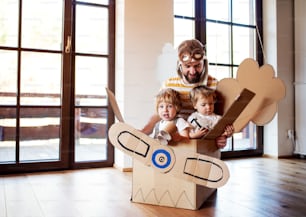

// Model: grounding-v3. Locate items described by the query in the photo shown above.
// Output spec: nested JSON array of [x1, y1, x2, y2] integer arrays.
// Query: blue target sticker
[[151, 149, 171, 169]]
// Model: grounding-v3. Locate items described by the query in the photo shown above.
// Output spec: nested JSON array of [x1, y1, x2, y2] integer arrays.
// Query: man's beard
[[184, 72, 202, 83]]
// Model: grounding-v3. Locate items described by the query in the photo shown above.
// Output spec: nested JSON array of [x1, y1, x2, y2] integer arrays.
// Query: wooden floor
[[0, 157, 306, 217]]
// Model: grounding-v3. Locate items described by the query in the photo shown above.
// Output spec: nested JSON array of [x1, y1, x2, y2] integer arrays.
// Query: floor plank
[[0, 157, 306, 217]]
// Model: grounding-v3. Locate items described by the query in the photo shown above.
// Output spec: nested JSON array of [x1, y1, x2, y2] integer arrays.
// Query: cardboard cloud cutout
[[217, 58, 286, 132]]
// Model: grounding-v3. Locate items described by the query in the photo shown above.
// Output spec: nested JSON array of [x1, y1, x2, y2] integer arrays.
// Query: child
[[153, 88, 190, 145], [188, 85, 233, 139]]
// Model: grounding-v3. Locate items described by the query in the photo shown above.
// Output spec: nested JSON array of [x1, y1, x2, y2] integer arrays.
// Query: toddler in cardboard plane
[[188, 85, 233, 139], [153, 86, 233, 145]]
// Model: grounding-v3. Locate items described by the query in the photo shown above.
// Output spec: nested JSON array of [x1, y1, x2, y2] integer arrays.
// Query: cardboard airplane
[[106, 87, 255, 188], [106, 58, 286, 209]]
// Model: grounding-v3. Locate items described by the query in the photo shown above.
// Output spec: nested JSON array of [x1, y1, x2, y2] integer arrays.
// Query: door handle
[[65, 36, 71, 53]]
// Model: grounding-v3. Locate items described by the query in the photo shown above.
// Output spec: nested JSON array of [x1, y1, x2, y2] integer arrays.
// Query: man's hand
[[222, 125, 235, 138], [216, 124, 234, 149], [215, 135, 228, 149]]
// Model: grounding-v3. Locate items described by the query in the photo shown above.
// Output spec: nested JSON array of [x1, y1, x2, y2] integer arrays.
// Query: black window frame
[[174, 0, 263, 158]]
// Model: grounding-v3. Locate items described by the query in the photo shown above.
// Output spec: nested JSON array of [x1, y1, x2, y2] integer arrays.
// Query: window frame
[[174, 0, 263, 158]]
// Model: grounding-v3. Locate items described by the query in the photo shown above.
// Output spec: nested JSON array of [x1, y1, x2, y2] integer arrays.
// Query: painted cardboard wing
[[108, 122, 230, 188]]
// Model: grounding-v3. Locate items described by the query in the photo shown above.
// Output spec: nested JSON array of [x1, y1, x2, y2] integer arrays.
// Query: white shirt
[[153, 118, 190, 139], [187, 111, 221, 130]]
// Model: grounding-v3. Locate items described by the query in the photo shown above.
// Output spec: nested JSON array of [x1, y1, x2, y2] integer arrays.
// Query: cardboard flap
[[204, 88, 255, 140], [105, 88, 125, 122]]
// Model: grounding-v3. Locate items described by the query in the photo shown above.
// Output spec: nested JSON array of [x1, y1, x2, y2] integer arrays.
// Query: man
[[141, 39, 233, 148]]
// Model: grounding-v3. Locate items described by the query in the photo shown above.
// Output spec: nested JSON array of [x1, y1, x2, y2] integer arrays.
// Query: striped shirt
[[162, 75, 218, 119]]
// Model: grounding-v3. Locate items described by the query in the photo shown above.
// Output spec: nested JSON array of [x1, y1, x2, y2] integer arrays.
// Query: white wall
[[276, 0, 295, 156], [115, 0, 174, 169], [263, 0, 295, 157], [294, 0, 306, 155]]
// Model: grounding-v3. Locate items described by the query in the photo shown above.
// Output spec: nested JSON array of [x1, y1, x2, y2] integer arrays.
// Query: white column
[[114, 0, 174, 170], [263, 0, 294, 157]]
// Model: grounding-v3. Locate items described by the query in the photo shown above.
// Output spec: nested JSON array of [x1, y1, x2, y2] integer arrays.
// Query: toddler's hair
[[155, 88, 182, 112], [189, 85, 217, 106]]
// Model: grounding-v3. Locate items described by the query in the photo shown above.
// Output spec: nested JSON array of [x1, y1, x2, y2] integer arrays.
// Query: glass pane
[[206, 0, 229, 22], [233, 66, 238, 78], [208, 65, 231, 81], [221, 123, 257, 152], [75, 108, 108, 162], [233, 26, 256, 65], [173, 0, 194, 17], [75, 5, 108, 54], [0, 50, 17, 105], [75, 56, 108, 106], [20, 107, 60, 161], [0, 0, 19, 47], [233, 0, 255, 25], [174, 18, 195, 48], [20, 52, 62, 106], [233, 123, 257, 150], [22, 0, 63, 50], [206, 22, 231, 65], [0, 108, 16, 162]]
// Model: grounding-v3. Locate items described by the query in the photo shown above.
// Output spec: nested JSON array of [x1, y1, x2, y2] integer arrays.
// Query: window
[[0, 0, 115, 173], [174, 0, 263, 157]]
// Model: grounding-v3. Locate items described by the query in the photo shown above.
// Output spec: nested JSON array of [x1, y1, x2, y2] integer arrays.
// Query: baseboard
[[278, 155, 297, 159], [113, 164, 133, 172], [292, 154, 306, 159], [263, 154, 296, 159], [262, 154, 278, 159]]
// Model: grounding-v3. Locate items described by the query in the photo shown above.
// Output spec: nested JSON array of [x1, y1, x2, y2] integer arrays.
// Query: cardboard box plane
[[106, 58, 286, 209]]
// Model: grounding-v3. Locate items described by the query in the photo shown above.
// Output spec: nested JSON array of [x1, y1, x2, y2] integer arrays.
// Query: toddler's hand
[[222, 125, 234, 137]]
